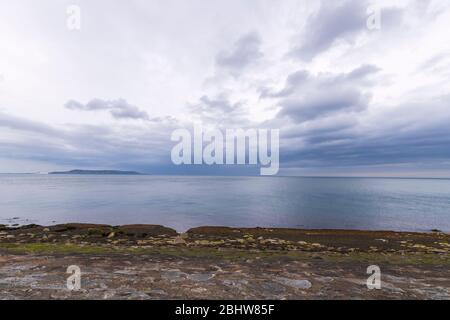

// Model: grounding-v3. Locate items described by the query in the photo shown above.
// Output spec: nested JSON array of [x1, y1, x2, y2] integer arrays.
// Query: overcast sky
[[1, 0, 450, 176]]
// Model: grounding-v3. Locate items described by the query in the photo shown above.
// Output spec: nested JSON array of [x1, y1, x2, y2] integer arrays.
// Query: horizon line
[[1, 171, 450, 180]]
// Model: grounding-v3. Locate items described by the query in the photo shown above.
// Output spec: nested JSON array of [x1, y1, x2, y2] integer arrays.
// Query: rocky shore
[[0, 223, 449, 299]]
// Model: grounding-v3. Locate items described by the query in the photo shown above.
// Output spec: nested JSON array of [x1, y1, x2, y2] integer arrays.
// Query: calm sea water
[[0, 174, 449, 232]]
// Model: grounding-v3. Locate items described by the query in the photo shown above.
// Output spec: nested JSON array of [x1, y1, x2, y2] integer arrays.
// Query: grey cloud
[[345, 64, 381, 81], [65, 98, 150, 120], [282, 114, 358, 140], [110, 106, 149, 120], [264, 64, 379, 122], [289, 0, 403, 61], [280, 88, 369, 122], [190, 94, 250, 126], [261, 64, 380, 100], [65, 100, 86, 110], [216, 32, 263, 72], [0, 111, 61, 137], [260, 70, 310, 99], [198, 95, 241, 114], [418, 53, 450, 76], [0, 110, 177, 171], [290, 0, 367, 61], [278, 96, 450, 171], [258, 63, 450, 171]]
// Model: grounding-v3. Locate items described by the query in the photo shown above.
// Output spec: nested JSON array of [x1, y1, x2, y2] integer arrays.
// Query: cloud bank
[[1, 0, 450, 176]]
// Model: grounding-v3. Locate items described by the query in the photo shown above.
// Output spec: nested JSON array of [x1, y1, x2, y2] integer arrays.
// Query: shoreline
[[1, 223, 449, 259], [1, 221, 448, 235], [1, 223, 449, 299]]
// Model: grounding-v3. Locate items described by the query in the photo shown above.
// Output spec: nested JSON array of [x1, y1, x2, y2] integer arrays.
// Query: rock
[[275, 277, 312, 290], [431, 249, 447, 253], [161, 269, 187, 282], [261, 282, 286, 295], [187, 273, 215, 282], [6, 235, 15, 239], [17, 224, 41, 230], [147, 289, 167, 296], [195, 240, 212, 245], [117, 225, 177, 238], [50, 224, 80, 232], [190, 287, 208, 294], [43, 228, 50, 232], [223, 279, 248, 289], [107, 232, 115, 239], [173, 236, 186, 245]]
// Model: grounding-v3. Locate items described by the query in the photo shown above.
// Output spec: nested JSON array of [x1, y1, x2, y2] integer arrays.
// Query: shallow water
[[0, 174, 449, 232]]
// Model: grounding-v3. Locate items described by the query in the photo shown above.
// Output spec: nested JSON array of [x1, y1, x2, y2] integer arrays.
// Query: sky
[[0, 0, 450, 176]]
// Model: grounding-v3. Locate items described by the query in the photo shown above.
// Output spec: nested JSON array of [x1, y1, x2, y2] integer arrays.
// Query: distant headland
[[49, 169, 142, 175]]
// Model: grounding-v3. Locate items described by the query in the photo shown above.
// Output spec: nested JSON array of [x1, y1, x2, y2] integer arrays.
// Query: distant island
[[49, 169, 142, 175]]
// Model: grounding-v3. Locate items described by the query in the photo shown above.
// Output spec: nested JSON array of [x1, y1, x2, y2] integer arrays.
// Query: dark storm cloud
[[216, 32, 263, 72], [0, 110, 176, 172], [257, 59, 450, 173], [65, 98, 150, 120], [278, 96, 450, 170]]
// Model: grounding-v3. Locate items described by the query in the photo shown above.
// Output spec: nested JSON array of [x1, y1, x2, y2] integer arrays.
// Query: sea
[[0, 174, 449, 232]]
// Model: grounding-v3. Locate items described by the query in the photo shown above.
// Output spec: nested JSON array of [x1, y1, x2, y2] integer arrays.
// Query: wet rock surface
[[0, 224, 449, 300]]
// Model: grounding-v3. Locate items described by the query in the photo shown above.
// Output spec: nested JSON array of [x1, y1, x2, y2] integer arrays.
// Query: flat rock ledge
[[0, 224, 449, 300]]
